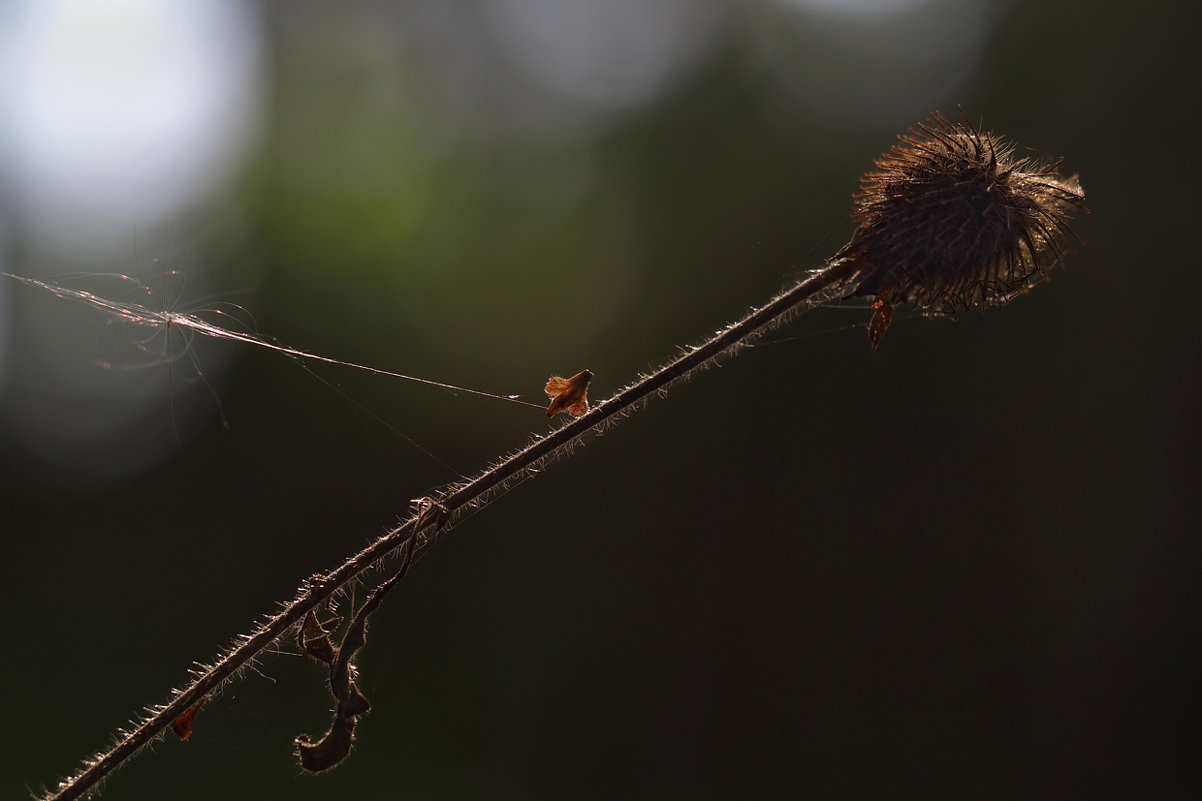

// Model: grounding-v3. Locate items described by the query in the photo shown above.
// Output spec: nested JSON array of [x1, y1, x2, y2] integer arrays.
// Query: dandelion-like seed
[[838, 109, 1086, 346]]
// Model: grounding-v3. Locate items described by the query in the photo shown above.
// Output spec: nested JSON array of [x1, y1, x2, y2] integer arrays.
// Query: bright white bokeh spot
[[483, 0, 722, 110], [0, 0, 263, 254], [381, 0, 725, 142], [0, 0, 264, 484]]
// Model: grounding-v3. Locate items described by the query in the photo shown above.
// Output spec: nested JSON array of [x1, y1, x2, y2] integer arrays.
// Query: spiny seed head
[[840, 110, 1085, 325]]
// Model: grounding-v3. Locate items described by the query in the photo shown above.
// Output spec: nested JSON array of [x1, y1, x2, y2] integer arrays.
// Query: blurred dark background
[[1, 1, 1198, 799]]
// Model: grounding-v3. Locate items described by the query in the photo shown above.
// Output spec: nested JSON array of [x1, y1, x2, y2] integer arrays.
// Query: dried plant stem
[[43, 256, 860, 801], [43, 109, 1087, 799]]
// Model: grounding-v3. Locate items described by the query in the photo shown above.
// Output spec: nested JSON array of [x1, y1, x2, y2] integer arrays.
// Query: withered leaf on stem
[[295, 714, 356, 773], [544, 369, 593, 417], [298, 609, 337, 665], [296, 503, 447, 773], [171, 694, 211, 741]]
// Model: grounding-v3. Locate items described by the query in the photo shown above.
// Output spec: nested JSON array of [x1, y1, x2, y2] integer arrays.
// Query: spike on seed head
[[839, 109, 1086, 345]]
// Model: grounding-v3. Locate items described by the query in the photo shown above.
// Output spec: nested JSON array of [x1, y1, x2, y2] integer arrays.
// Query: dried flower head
[[838, 109, 1086, 346]]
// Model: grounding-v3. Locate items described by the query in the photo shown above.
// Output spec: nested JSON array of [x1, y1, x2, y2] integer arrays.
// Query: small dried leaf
[[299, 610, 336, 665], [296, 714, 356, 772], [294, 503, 447, 773], [171, 694, 211, 741], [544, 369, 593, 417]]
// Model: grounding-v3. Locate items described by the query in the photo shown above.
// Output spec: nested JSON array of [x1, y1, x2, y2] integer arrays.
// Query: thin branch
[[38, 109, 1085, 800], [41, 257, 858, 801]]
